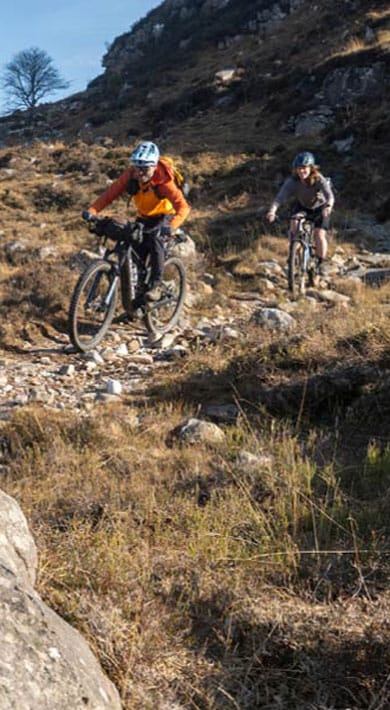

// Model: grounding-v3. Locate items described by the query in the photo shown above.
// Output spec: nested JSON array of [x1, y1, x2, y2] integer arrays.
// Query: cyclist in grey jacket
[[266, 152, 335, 273]]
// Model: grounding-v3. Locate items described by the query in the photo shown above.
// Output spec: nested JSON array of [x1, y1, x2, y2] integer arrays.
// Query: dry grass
[[0, 248, 388, 704], [1, 376, 390, 708], [339, 36, 369, 56], [0, 4, 390, 702]]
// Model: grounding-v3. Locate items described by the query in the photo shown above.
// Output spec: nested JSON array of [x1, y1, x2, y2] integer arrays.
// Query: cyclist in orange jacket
[[84, 141, 191, 301]]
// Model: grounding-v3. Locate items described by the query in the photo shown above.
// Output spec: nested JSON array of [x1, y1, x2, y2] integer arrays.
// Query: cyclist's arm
[[319, 176, 335, 212], [157, 179, 191, 231], [88, 168, 134, 214], [267, 177, 295, 219]]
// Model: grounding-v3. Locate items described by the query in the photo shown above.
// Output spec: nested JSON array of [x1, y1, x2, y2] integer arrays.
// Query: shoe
[[113, 312, 132, 324], [145, 281, 162, 302], [114, 306, 143, 324], [316, 259, 327, 277], [318, 263, 327, 277]]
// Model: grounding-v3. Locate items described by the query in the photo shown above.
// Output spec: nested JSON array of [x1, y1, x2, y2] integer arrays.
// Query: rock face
[[100, 0, 303, 78], [0, 490, 122, 710], [323, 63, 387, 107]]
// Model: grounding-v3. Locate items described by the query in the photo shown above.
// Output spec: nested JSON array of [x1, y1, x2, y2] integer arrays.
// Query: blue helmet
[[292, 151, 316, 168], [130, 141, 160, 167]]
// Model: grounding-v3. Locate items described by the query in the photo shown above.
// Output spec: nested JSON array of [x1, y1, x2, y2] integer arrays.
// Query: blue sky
[[0, 0, 160, 111]]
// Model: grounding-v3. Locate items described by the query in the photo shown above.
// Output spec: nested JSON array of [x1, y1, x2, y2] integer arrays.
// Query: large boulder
[[0, 490, 121, 710], [323, 63, 386, 107]]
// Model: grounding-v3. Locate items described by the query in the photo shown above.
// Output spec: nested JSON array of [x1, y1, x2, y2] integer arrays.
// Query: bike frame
[[93, 223, 182, 311], [69, 218, 188, 351], [288, 214, 315, 266]]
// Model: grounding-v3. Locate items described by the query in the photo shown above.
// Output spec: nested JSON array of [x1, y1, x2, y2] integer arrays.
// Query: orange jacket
[[89, 160, 190, 231]]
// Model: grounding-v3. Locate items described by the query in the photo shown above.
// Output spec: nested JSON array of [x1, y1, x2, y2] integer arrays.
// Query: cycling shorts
[[290, 202, 330, 231]]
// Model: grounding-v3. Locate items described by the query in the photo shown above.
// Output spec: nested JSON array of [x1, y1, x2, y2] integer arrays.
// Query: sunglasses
[[134, 165, 154, 173]]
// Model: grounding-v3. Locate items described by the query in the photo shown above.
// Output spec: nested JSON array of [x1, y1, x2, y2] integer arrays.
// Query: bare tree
[[2, 47, 69, 123]]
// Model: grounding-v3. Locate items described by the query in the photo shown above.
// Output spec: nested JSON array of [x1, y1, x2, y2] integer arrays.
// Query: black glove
[[82, 210, 94, 222]]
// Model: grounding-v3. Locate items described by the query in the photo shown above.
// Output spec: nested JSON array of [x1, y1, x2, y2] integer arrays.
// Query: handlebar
[[81, 212, 144, 243], [80, 212, 186, 248]]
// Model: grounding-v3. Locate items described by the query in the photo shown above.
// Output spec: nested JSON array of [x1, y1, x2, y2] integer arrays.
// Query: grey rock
[[236, 450, 273, 471], [170, 233, 197, 260], [251, 307, 296, 331], [106, 379, 122, 395], [214, 68, 237, 84], [0, 491, 121, 709], [0, 491, 37, 587], [333, 135, 354, 153], [293, 106, 334, 136], [169, 417, 226, 445], [4, 239, 30, 265], [323, 63, 386, 107], [306, 289, 351, 305]]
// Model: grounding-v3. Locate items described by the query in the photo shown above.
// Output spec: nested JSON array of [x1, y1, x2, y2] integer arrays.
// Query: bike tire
[[144, 256, 186, 336], [120, 256, 134, 314], [68, 259, 118, 352], [288, 240, 306, 296]]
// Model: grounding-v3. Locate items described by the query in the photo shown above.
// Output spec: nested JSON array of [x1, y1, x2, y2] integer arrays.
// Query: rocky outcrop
[[323, 62, 387, 107], [100, 0, 303, 78], [0, 490, 121, 709]]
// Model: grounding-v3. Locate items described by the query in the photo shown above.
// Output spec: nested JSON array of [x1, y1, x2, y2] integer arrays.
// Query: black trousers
[[135, 229, 165, 284], [135, 215, 173, 284], [98, 215, 171, 285]]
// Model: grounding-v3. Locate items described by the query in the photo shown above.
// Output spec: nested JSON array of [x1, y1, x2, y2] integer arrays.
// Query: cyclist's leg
[[312, 208, 329, 260], [140, 228, 164, 301], [314, 229, 328, 259], [145, 216, 175, 301], [146, 232, 164, 284]]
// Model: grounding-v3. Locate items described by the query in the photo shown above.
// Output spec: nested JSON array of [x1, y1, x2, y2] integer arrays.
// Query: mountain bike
[[287, 214, 319, 296], [68, 216, 187, 352]]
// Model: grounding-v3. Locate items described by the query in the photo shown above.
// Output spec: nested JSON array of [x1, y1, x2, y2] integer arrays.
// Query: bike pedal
[[113, 312, 132, 324]]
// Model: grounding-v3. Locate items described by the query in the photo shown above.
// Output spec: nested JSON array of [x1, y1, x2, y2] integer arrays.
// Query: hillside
[[0, 1, 390, 708], [1, 0, 389, 218]]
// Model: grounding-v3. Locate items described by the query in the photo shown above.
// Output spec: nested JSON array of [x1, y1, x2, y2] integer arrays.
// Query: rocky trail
[[1, 242, 389, 425]]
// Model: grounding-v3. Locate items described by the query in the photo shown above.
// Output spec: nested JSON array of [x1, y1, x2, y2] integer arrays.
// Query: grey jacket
[[270, 174, 335, 213]]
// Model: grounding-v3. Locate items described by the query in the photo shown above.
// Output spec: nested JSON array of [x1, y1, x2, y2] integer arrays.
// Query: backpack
[[323, 175, 336, 194], [159, 155, 190, 197]]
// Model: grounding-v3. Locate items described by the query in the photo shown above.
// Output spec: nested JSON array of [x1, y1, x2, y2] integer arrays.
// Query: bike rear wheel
[[69, 259, 118, 351], [144, 257, 186, 336], [288, 240, 306, 296]]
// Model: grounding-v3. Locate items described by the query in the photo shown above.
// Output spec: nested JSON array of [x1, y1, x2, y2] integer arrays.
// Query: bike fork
[[303, 244, 311, 271], [86, 271, 119, 309], [105, 274, 119, 306]]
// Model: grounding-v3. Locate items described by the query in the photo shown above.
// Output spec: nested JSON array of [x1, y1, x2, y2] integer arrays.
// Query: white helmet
[[130, 141, 160, 167]]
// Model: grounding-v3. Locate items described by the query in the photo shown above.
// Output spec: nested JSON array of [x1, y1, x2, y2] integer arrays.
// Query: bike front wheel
[[288, 240, 306, 296], [144, 257, 186, 336], [68, 259, 118, 351]]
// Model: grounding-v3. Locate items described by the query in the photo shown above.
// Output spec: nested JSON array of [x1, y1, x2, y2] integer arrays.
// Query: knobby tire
[[144, 256, 186, 335], [69, 259, 118, 352], [120, 256, 134, 315], [288, 240, 306, 296]]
